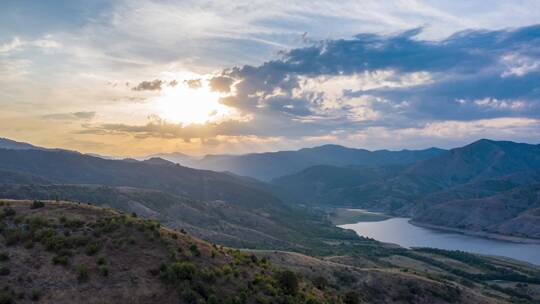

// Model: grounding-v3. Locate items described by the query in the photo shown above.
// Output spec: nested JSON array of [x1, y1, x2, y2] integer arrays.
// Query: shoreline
[[331, 207, 540, 245], [329, 208, 391, 225], [409, 220, 540, 245]]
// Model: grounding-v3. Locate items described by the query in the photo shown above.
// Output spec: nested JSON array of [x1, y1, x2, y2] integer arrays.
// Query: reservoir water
[[339, 217, 540, 266]]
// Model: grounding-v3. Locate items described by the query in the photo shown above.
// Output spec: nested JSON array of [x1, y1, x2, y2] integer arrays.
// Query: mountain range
[[148, 145, 445, 181], [2, 137, 540, 302], [272, 139, 540, 239]]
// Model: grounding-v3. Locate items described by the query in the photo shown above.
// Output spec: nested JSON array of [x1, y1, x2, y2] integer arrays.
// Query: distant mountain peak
[[142, 157, 175, 166], [0, 137, 42, 150]]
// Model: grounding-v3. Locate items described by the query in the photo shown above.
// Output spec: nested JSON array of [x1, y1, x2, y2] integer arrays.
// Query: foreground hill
[[185, 145, 445, 181], [0, 200, 342, 303], [3, 200, 539, 303]]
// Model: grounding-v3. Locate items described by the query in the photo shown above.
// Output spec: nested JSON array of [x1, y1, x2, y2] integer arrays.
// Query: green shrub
[[180, 289, 198, 304], [30, 200, 45, 209], [44, 235, 68, 252], [160, 262, 197, 283], [0, 266, 10, 276], [313, 276, 328, 290], [0, 252, 8, 261], [30, 289, 41, 301], [0, 291, 14, 304], [189, 244, 201, 257], [2, 207, 15, 217], [99, 266, 109, 277], [52, 255, 69, 266], [77, 265, 89, 282], [97, 256, 106, 265], [343, 291, 360, 304], [276, 270, 299, 295], [3, 229, 21, 246], [85, 242, 100, 255]]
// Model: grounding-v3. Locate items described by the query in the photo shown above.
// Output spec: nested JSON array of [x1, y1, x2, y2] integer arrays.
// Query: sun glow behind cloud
[[151, 81, 233, 125]]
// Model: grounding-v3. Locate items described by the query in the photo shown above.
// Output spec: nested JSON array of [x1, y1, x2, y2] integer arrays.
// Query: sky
[[1, 0, 540, 156]]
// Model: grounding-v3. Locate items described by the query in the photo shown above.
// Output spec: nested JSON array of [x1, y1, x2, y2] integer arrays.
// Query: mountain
[[271, 164, 405, 204], [272, 139, 540, 239], [0, 148, 280, 209], [0, 137, 42, 150], [2, 200, 538, 303], [413, 183, 540, 239], [141, 152, 197, 167], [190, 145, 445, 181], [0, 148, 357, 251]]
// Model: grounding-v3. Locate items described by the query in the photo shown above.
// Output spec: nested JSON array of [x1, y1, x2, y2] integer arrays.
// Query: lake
[[339, 217, 540, 266]]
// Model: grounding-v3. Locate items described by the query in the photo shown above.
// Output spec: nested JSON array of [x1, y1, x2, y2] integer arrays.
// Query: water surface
[[340, 217, 540, 266]]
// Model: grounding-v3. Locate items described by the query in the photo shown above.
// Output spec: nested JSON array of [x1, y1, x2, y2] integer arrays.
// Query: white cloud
[[0, 37, 23, 53], [501, 53, 540, 77]]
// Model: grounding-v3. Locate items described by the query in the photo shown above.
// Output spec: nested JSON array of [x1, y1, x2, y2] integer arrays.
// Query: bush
[[3, 229, 21, 246], [77, 265, 89, 282], [30, 200, 45, 209], [97, 256, 106, 265], [44, 235, 68, 252], [2, 207, 16, 217], [52, 255, 69, 266], [30, 289, 41, 301], [180, 289, 198, 304], [276, 270, 299, 295], [313, 276, 328, 290], [99, 266, 109, 277], [0, 291, 14, 304], [343, 291, 360, 304], [0, 252, 8, 261], [85, 242, 100, 255], [189, 244, 201, 257], [160, 262, 196, 283], [0, 266, 10, 276]]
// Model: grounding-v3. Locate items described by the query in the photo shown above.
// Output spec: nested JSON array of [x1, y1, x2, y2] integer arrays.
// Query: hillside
[[0, 148, 280, 210], [2, 200, 540, 303], [0, 184, 357, 251], [0, 200, 342, 303], [413, 183, 540, 238], [272, 140, 540, 239], [185, 145, 445, 181]]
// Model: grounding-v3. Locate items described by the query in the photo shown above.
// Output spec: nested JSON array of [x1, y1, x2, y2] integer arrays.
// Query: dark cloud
[[43, 111, 96, 120], [218, 24, 540, 127], [132, 79, 164, 91], [209, 76, 234, 92], [184, 79, 202, 89]]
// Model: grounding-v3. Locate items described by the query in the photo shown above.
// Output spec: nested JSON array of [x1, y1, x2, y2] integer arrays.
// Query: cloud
[[209, 76, 234, 92], [132, 79, 164, 91], [43, 111, 96, 120], [76, 25, 540, 149], [214, 25, 540, 132], [80, 116, 253, 141], [184, 79, 201, 89]]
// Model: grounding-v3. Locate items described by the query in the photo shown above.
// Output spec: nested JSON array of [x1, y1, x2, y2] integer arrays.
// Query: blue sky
[[1, 1, 540, 156]]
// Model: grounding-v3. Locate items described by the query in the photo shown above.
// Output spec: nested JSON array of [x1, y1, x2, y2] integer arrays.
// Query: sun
[[152, 81, 232, 125]]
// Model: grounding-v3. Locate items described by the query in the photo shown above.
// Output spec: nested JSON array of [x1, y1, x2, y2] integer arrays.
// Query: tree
[[277, 270, 299, 295]]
